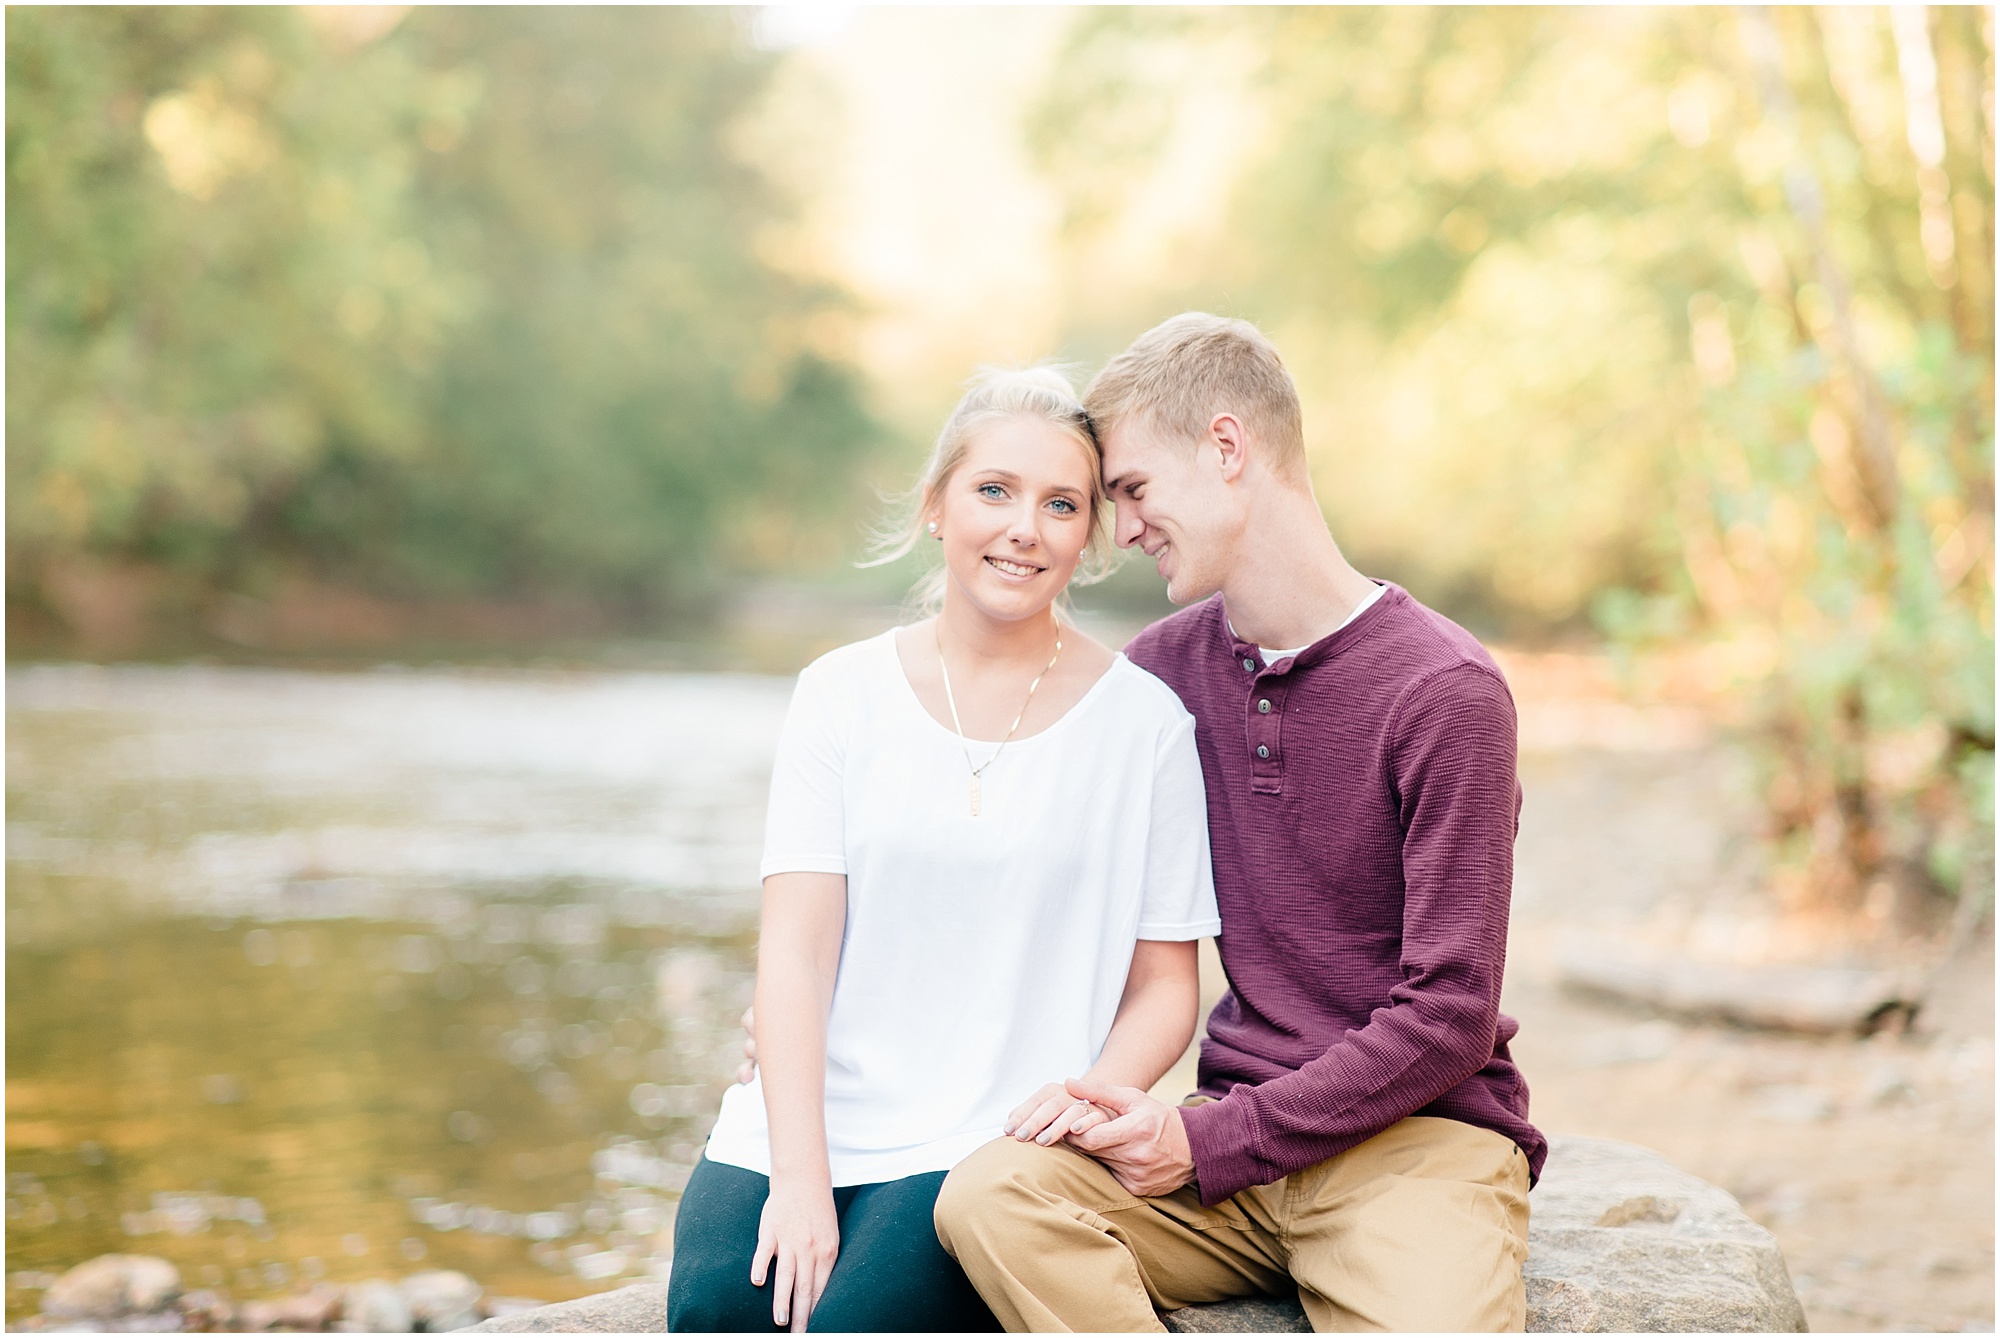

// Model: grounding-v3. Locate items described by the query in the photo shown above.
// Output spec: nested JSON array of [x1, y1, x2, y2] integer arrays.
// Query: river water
[[6, 663, 796, 1318]]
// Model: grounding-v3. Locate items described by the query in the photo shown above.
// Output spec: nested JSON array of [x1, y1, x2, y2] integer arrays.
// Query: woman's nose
[[1006, 503, 1040, 544]]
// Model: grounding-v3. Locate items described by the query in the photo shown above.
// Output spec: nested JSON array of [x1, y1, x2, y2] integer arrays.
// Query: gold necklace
[[934, 620, 1063, 818]]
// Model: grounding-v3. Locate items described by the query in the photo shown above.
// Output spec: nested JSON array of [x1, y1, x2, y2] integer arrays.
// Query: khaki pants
[[934, 1115, 1530, 1333]]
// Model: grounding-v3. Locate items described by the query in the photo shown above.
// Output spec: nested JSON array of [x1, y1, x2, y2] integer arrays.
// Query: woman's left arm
[[1005, 937, 1198, 1144]]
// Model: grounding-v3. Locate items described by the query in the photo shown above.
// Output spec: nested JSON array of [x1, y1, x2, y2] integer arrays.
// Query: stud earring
[[927, 522, 939, 536]]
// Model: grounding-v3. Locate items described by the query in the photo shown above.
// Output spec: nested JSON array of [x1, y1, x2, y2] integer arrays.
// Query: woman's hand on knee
[[750, 1180, 838, 1332], [1005, 1081, 1103, 1146]]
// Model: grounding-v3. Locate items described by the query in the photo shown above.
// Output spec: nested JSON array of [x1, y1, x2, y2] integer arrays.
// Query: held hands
[[750, 1178, 838, 1332], [1003, 1082, 1111, 1145], [1058, 1077, 1197, 1198]]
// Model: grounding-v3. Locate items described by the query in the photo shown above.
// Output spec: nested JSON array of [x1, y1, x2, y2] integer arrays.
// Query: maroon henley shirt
[[1123, 584, 1546, 1206]]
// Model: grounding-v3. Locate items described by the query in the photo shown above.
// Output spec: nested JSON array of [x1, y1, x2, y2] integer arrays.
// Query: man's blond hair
[[1084, 313, 1308, 483]]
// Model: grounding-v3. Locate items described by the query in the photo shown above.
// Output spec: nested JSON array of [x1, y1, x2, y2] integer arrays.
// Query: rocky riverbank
[[18, 1137, 1808, 1334], [14, 1256, 545, 1333]]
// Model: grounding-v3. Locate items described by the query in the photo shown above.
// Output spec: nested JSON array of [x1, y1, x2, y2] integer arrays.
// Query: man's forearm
[[1180, 989, 1496, 1204]]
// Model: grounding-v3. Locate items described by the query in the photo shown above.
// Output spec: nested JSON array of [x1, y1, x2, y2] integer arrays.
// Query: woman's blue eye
[[978, 483, 1005, 499], [1049, 498, 1077, 515]]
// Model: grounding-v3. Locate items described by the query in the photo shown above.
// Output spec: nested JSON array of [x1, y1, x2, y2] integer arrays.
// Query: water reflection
[[6, 664, 790, 1321]]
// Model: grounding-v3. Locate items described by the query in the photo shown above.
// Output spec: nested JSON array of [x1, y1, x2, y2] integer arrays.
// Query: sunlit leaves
[[1033, 6, 1992, 913], [6, 7, 874, 622]]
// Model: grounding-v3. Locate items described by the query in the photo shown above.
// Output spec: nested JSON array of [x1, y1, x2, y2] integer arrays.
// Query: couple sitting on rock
[[665, 314, 1546, 1333]]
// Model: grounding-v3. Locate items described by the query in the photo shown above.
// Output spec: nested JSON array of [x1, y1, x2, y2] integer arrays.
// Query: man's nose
[[1114, 504, 1144, 548]]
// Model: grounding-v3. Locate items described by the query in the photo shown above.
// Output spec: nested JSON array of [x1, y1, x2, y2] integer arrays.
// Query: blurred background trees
[[7, 6, 1992, 925], [7, 6, 871, 643], [1032, 6, 1992, 925]]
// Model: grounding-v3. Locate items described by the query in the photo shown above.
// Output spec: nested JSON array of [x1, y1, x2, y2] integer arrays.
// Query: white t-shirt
[[703, 629, 1220, 1186]]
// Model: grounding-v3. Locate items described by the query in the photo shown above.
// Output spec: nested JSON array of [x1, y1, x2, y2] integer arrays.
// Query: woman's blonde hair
[[864, 366, 1115, 611]]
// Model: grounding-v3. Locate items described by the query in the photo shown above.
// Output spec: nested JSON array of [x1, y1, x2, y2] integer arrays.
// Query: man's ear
[[1208, 413, 1250, 483]]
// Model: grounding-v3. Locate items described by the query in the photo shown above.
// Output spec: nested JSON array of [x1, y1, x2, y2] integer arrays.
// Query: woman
[[666, 369, 1218, 1332]]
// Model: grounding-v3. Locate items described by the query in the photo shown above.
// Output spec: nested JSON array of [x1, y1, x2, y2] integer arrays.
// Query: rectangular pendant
[[969, 775, 981, 818]]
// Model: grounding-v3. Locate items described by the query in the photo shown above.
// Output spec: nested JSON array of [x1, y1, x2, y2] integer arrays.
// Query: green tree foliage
[[1034, 7, 1993, 916], [8, 6, 872, 623]]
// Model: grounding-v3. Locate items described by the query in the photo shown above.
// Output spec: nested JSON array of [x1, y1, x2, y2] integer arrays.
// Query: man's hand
[[736, 1005, 757, 1085], [1060, 1077, 1196, 1198]]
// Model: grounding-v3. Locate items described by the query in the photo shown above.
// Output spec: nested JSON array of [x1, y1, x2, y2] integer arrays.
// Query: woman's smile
[[985, 555, 1045, 580]]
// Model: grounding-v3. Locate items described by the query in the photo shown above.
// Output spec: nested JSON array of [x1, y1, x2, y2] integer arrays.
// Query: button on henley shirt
[[1123, 584, 1547, 1206]]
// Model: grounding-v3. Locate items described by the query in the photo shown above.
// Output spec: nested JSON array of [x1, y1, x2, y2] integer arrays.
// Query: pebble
[[1754, 1083, 1837, 1123], [398, 1269, 481, 1332], [236, 1286, 342, 1331], [1862, 1061, 1916, 1106], [339, 1279, 411, 1333], [42, 1256, 180, 1321]]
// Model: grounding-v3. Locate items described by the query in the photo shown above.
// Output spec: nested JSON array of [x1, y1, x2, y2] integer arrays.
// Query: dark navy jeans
[[667, 1157, 1000, 1332]]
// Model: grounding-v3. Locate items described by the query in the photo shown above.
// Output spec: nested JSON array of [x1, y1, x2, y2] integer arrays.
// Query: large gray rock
[[469, 1137, 1807, 1334], [469, 1284, 671, 1332], [1162, 1293, 1311, 1332], [1518, 1135, 1807, 1333]]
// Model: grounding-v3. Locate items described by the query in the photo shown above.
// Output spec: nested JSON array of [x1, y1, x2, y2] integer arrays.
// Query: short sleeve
[[1135, 713, 1221, 939], [759, 660, 849, 879]]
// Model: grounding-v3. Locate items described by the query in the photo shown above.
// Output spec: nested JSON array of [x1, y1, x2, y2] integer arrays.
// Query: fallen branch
[[1556, 942, 1921, 1034]]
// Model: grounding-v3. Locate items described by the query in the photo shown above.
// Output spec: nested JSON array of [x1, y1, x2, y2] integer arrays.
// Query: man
[[930, 313, 1545, 1333]]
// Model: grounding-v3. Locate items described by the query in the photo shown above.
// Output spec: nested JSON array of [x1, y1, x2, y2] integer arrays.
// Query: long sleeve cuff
[[1179, 1092, 1269, 1206]]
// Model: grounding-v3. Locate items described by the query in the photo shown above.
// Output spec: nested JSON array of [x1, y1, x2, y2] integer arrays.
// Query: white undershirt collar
[[1228, 581, 1387, 665]]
